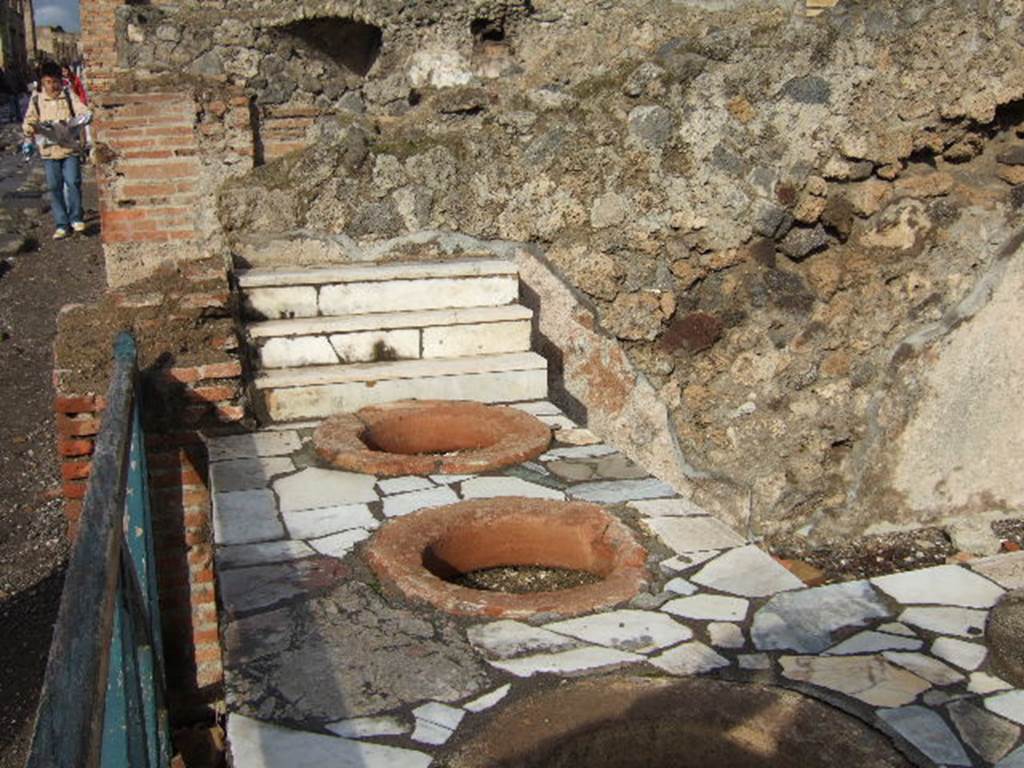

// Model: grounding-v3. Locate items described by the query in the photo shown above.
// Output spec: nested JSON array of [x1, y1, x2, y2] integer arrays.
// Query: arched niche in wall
[[278, 17, 383, 77]]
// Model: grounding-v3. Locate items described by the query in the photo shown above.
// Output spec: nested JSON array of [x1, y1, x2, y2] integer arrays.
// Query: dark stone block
[[661, 311, 723, 354]]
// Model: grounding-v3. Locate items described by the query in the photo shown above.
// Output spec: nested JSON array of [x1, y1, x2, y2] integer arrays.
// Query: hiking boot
[[52, 228, 68, 240], [71, 221, 86, 233]]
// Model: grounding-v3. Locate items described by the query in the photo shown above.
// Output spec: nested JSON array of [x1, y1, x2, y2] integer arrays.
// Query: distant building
[[36, 23, 78, 65], [0, 0, 33, 85]]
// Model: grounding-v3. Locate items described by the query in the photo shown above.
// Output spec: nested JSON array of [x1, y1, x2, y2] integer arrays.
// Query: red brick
[[214, 404, 246, 423], [187, 548, 212, 567], [55, 394, 106, 413], [199, 361, 242, 380], [64, 481, 88, 500], [61, 461, 92, 481], [186, 385, 238, 404], [163, 366, 202, 384], [193, 627, 220, 645], [194, 645, 222, 664], [59, 438, 94, 457], [57, 414, 102, 437], [184, 530, 210, 547]]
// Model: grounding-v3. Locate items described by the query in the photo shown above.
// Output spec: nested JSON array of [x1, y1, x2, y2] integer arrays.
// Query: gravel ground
[[767, 520, 1023, 585], [453, 565, 603, 593], [0, 123, 106, 768]]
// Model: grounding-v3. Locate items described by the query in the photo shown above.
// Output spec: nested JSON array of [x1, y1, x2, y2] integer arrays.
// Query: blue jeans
[[43, 155, 83, 230]]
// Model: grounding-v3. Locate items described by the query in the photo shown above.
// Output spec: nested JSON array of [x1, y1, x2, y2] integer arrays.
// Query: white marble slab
[[250, 304, 532, 338], [238, 259, 518, 288], [998, 746, 1024, 768], [261, 336, 338, 368], [326, 715, 411, 739], [878, 622, 918, 637], [430, 474, 475, 485], [463, 684, 511, 713], [308, 527, 372, 559], [780, 656, 931, 707], [628, 498, 707, 517], [413, 701, 466, 731], [931, 636, 987, 671], [970, 551, 1024, 589], [211, 457, 295, 493], [544, 610, 692, 654], [708, 622, 746, 649], [649, 642, 730, 675], [898, 607, 988, 637], [490, 646, 645, 677], [643, 516, 746, 554], [460, 476, 565, 500], [243, 286, 318, 320], [382, 486, 460, 517], [274, 467, 379, 512], [872, 565, 1005, 609], [663, 577, 698, 595], [258, 352, 546, 388], [217, 540, 314, 569], [882, 652, 964, 686], [968, 672, 1013, 694], [751, 580, 890, 653], [567, 478, 677, 504], [377, 476, 436, 495], [661, 594, 749, 621], [227, 714, 432, 768], [692, 545, 804, 598], [877, 706, 972, 766], [410, 718, 455, 746], [330, 329, 420, 364], [538, 444, 618, 460], [468, 620, 582, 660], [659, 551, 719, 573], [986, 691, 1024, 726], [283, 504, 378, 540], [264, 368, 549, 420], [423, 319, 531, 358], [320, 275, 519, 315], [213, 489, 285, 545], [206, 430, 302, 462], [824, 631, 922, 656]]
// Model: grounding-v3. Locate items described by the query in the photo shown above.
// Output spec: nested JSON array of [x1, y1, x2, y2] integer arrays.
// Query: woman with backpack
[[21, 62, 92, 240]]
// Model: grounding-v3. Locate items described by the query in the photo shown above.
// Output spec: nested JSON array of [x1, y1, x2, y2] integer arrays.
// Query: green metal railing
[[26, 332, 172, 768]]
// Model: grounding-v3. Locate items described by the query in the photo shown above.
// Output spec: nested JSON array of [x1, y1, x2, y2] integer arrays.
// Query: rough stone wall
[[84, 0, 1024, 538]]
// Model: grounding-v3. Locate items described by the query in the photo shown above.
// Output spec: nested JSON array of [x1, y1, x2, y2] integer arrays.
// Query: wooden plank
[[26, 334, 137, 768]]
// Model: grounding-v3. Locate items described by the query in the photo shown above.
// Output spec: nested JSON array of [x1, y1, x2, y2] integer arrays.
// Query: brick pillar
[[79, 0, 122, 95], [95, 92, 202, 249]]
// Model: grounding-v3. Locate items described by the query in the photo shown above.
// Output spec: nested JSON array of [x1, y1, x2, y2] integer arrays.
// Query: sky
[[34, 0, 81, 33]]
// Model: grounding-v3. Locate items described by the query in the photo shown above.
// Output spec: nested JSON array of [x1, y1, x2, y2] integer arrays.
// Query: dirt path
[[0, 124, 107, 768]]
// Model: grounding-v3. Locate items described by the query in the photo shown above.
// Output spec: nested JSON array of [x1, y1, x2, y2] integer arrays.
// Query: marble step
[[257, 352, 549, 421], [237, 259, 520, 320], [249, 305, 534, 369]]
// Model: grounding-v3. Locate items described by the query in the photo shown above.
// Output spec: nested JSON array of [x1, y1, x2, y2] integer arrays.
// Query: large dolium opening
[[444, 676, 914, 768], [364, 498, 649, 618], [314, 400, 553, 476]]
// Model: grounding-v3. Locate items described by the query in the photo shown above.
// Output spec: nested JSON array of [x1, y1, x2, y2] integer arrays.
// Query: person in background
[[62, 64, 88, 105], [22, 62, 92, 239]]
